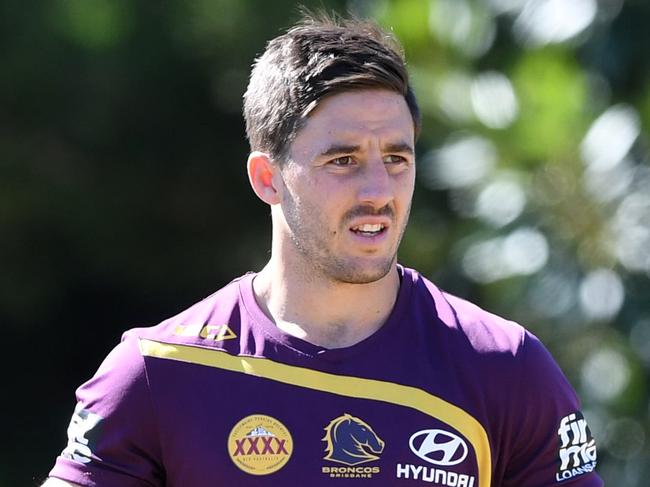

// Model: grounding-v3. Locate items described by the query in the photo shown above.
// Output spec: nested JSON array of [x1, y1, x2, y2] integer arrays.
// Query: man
[[44, 12, 603, 487]]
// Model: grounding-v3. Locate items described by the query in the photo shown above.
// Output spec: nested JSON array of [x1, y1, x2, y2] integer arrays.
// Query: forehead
[[291, 89, 414, 155]]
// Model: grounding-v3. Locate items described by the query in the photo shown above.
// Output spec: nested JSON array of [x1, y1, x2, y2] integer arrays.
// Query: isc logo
[[174, 323, 237, 341]]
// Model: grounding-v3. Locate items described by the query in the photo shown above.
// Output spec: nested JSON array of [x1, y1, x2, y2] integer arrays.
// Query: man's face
[[275, 89, 416, 284]]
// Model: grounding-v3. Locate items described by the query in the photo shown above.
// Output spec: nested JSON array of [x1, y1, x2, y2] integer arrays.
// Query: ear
[[247, 151, 282, 205]]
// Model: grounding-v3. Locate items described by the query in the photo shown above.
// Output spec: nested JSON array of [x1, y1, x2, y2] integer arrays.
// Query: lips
[[350, 223, 386, 236], [347, 215, 392, 242]]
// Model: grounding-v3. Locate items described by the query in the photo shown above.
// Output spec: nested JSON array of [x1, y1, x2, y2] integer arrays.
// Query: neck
[[252, 257, 400, 349]]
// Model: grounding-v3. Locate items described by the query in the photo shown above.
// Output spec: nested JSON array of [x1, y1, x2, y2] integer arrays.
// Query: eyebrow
[[318, 142, 414, 158], [384, 142, 414, 155]]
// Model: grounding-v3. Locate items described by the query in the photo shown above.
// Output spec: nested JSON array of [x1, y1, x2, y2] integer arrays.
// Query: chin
[[326, 257, 395, 285]]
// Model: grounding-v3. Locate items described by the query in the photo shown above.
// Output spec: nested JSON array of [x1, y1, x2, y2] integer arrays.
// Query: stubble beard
[[284, 200, 411, 286]]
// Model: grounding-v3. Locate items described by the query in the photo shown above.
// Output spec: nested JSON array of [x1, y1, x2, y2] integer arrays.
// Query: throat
[[275, 318, 381, 349], [252, 263, 401, 349]]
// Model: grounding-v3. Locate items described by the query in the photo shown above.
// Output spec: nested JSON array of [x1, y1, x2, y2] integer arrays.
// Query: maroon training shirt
[[50, 266, 602, 486]]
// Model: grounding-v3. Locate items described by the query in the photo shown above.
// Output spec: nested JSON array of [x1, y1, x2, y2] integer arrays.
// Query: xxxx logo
[[228, 415, 293, 476], [233, 433, 289, 456]]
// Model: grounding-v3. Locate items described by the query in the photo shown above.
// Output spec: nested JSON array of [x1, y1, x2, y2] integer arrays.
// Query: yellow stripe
[[139, 338, 491, 487]]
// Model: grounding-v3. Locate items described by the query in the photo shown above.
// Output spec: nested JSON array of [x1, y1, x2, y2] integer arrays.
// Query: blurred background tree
[[2, 0, 648, 485]]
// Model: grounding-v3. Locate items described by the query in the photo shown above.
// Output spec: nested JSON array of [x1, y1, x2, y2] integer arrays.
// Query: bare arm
[[41, 478, 83, 487]]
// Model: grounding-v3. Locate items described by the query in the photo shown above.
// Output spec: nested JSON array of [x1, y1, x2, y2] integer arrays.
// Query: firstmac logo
[[556, 412, 597, 482], [409, 429, 468, 466]]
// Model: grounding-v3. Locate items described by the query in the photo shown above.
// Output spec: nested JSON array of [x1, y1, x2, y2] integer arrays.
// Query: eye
[[383, 154, 407, 164], [329, 156, 354, 166]]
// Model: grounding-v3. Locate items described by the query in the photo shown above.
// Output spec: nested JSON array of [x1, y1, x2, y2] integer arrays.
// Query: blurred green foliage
[[2, 0, 649, 485]]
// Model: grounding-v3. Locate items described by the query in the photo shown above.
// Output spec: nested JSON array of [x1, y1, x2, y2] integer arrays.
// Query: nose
[[357, 157, 393, 209]]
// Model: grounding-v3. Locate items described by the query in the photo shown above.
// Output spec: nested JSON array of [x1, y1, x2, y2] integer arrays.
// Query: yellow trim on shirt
[[139, 338, 491, 487]]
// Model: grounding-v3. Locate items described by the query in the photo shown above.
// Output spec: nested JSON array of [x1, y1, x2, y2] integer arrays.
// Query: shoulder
[[405, 267, 526, 357], [404, 267, 568, 386], [407, 267, 578, 402], [402, 269, 600, 486], [124, 273, 251, 349], [440, 289, 527, 355], [70, 274, 252, 440]]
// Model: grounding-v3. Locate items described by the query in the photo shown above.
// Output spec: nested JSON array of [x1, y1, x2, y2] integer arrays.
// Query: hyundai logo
[[409, 429, 468, 466]]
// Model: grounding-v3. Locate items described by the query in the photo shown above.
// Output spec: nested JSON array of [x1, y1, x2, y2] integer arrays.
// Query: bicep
[[48, 334, 163, 486], [502, 333, 602, 486]]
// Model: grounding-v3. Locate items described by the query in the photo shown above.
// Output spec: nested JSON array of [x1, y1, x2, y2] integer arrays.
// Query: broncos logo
[[322, 413, 385, 466]]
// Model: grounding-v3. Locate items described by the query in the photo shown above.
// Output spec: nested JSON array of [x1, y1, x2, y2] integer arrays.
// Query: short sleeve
[[502, 332, 603, 487], [49, 332, 164, 487]]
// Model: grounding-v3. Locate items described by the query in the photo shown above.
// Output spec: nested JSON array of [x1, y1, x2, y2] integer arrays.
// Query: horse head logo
[[322, 413, 385, 466]]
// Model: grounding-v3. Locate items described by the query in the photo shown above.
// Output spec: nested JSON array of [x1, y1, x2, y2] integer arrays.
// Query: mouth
[[349, 223, 388, 237]]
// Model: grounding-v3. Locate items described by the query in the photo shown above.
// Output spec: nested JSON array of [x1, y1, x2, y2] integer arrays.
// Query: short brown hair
[[243, 11, 421, 163]]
